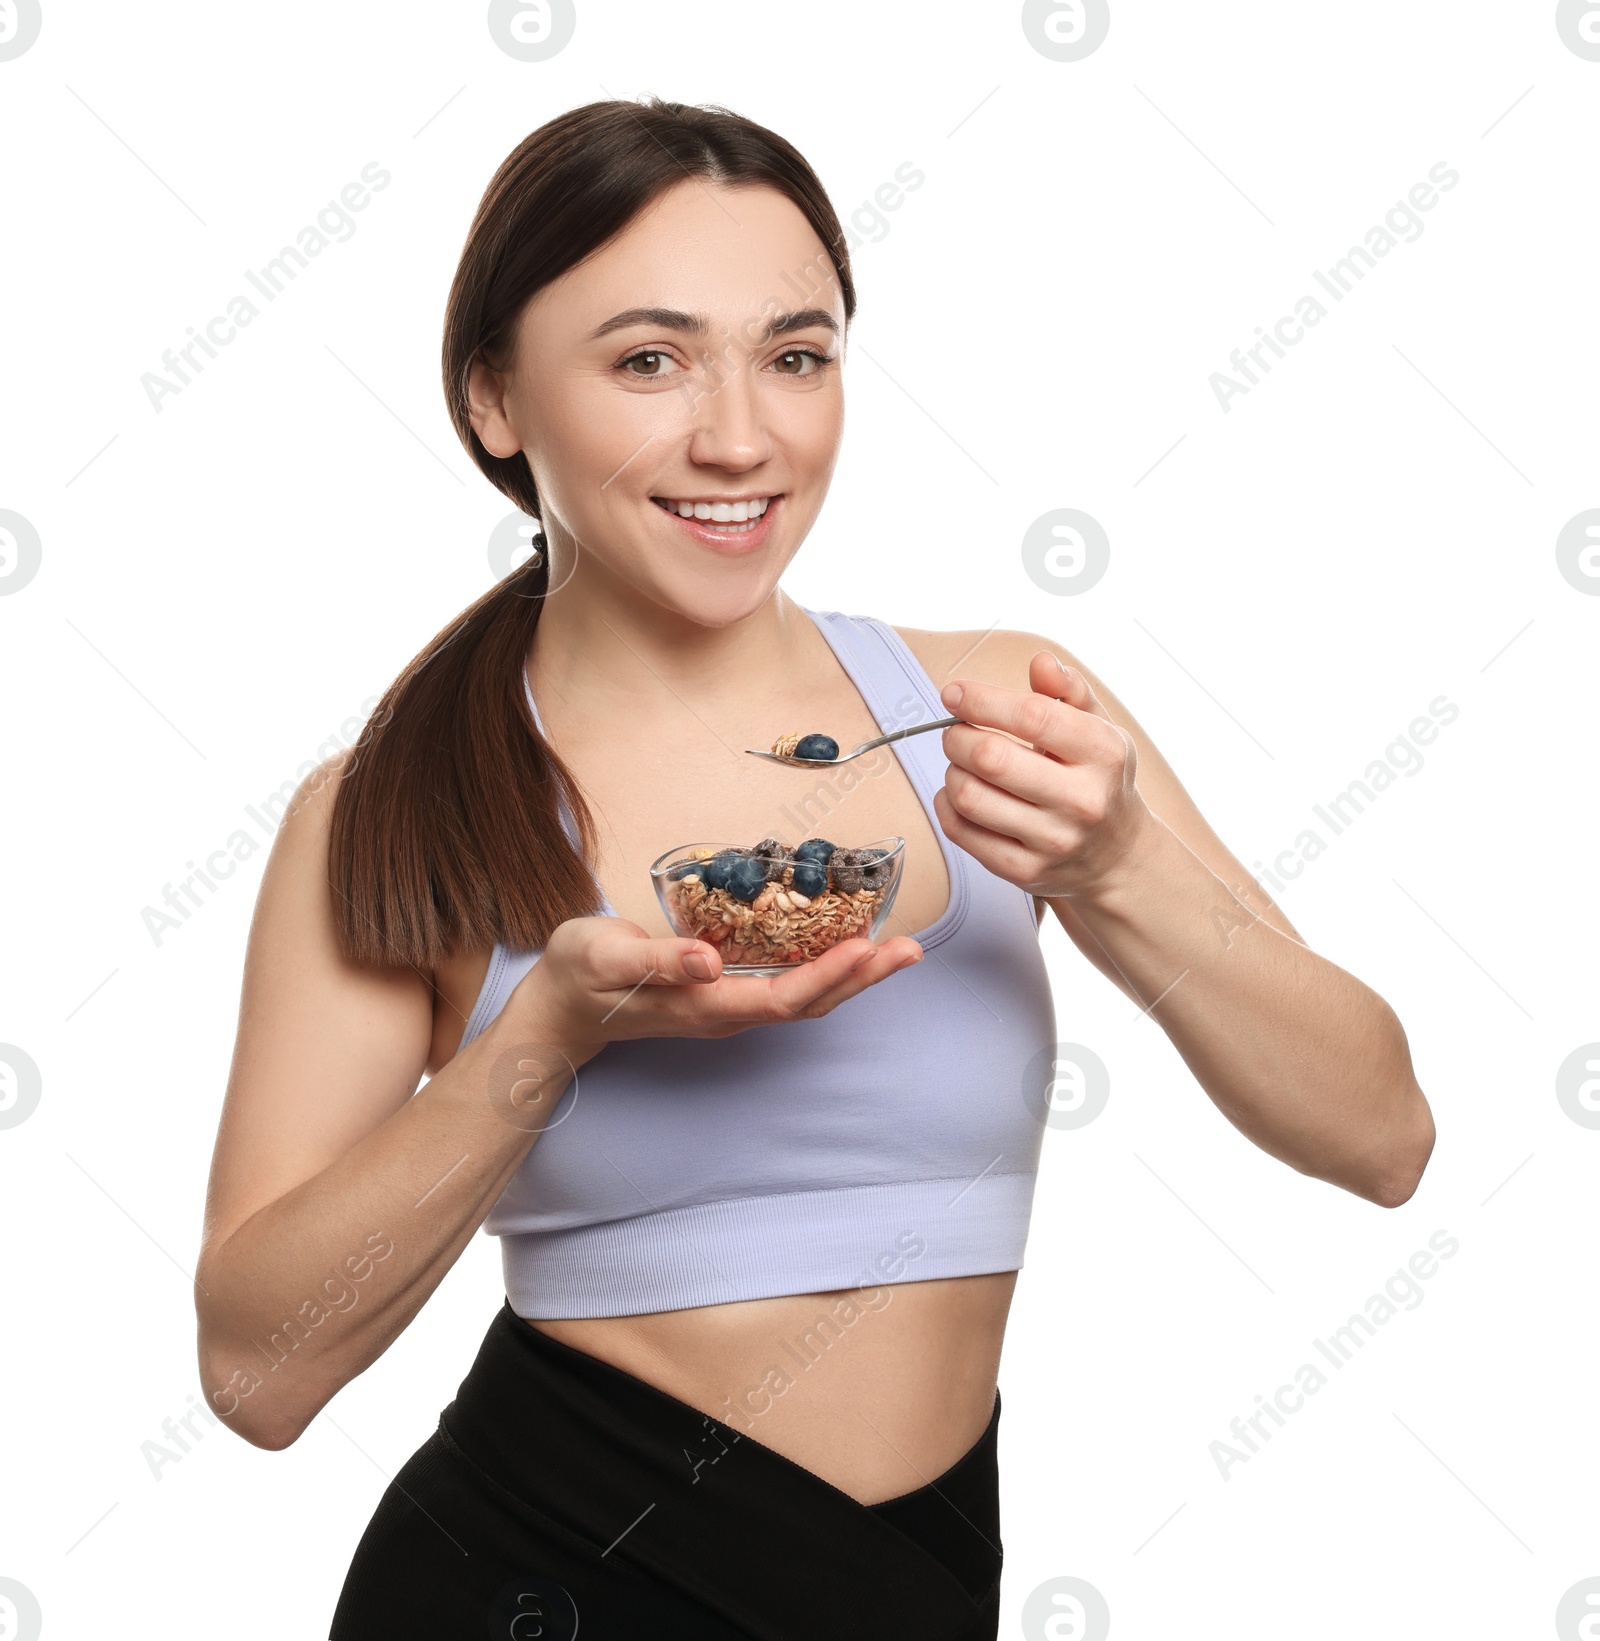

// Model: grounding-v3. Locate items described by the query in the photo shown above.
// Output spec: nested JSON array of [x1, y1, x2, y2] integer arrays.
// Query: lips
[[650, 493, 781, 553]]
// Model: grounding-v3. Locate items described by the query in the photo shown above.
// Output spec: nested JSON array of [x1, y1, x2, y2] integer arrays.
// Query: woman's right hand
[[512, 917, 924, 1062]]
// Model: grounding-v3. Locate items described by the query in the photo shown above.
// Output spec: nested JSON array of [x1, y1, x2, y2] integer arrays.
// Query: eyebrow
[[587, 306, 840, 343]]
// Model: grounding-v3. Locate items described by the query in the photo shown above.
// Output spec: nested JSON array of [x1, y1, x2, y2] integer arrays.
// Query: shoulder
[[250, 748, 361, 927], [276, 746, 358, 838], [889, 623, 1089, 695]]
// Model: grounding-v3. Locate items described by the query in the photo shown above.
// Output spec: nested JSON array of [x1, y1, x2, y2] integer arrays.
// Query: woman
[[194, 98, 1437, 1639]]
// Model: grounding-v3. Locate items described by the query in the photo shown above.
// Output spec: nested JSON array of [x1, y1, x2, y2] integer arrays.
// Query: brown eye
[[625, 351, 669, 376], [771, 348, 830, 377]]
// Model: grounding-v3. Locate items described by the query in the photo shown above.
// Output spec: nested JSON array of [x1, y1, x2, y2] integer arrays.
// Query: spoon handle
[[855, 714, 962, 754]]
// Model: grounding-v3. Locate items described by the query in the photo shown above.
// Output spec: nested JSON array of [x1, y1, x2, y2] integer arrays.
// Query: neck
[[525, 536, 815, 723]]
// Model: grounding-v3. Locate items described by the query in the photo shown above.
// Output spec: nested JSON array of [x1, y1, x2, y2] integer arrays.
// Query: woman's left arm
[[929, 634, 1436, 1209]]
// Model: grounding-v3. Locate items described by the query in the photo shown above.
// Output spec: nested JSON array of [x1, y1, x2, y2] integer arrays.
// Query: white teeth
[[656, 496, 771, 526]]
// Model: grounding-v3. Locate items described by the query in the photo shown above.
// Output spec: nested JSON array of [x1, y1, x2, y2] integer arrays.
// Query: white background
[[2, 2, 1597, 1636]]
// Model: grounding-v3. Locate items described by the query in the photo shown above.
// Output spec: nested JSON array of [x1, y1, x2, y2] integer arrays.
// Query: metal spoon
[[745, 715, 963, 767]]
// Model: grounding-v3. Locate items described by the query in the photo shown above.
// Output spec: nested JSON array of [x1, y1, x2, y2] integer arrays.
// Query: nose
[[683, 347, 773, 472]]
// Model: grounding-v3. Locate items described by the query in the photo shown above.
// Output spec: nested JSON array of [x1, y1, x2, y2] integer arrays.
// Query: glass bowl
[[650, 836, 906, 977]]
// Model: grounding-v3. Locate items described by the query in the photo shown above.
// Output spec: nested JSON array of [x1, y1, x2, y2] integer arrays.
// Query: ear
[[466, 353, 523, 460]]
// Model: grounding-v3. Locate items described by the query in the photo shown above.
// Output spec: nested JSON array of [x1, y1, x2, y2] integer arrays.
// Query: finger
[[940, 719, 1076, 809], [643, 937, 726, 985], [1027, 648, 1105, 717], [942, 761, 1064, 848], [938, 665, 1123, 767], [788, 936, 925, 1019], [932, 785, 1042, 885], [742, 935, 885, 1020], [588, 926, 723, 991]]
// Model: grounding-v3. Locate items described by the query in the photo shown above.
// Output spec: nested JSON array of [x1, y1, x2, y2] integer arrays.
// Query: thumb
[[652, 936, 723, 984], [1031, 648, 1113, 723], [599, 928, 722, 987], [575, 920, 722, 990]]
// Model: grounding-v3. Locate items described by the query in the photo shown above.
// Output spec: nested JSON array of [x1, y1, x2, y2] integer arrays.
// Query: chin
[[654, 578, 779, 630]]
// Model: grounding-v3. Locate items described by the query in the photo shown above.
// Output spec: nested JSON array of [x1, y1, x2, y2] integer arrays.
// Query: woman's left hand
[[933, 650, 1154, 902]]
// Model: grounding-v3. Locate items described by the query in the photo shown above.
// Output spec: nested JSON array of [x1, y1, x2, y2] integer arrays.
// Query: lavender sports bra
[[458, 606, 1058, 1319]]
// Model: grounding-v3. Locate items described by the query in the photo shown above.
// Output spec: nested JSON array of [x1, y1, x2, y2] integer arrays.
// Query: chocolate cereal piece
[[751, 836, 793, 882], [828, 847, 868, 896]]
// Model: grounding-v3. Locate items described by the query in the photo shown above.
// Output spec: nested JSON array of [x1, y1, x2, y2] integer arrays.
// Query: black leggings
[[331, 1300, 1003, 1639]]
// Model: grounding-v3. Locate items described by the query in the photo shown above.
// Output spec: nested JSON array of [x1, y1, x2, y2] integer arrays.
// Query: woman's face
[[469, 179, 848, 628]]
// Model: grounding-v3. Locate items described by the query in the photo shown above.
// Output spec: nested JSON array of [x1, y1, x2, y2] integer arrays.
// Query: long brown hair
[[327, 97, 858, 969]]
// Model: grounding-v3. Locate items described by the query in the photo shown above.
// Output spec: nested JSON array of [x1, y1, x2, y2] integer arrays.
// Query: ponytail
[[328, 554, 601, 968]]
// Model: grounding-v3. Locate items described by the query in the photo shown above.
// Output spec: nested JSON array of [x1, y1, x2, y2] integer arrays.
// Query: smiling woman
[[193, 95, 1434, 1641]]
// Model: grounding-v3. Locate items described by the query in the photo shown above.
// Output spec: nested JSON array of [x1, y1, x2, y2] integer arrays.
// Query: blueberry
[[791, 860, 827, 898], [793, 733, 839, 761], [701, 850, 742, 892], [724, 856, 768, 902], [793, 837, 836, 864]]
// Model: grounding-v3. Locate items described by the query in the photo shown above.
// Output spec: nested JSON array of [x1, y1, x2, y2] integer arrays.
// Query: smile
[[651, 495, 774, 534]]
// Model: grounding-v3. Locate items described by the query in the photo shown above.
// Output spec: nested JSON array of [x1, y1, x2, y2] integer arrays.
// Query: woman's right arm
[[195, 756, 920, 1450]]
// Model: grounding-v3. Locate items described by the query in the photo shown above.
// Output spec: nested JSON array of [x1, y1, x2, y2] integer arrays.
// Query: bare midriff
[[525, 1270, 1018, 1506]]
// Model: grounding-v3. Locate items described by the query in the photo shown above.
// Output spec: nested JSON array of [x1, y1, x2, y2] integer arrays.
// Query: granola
[[669, 866, 884, 966]]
